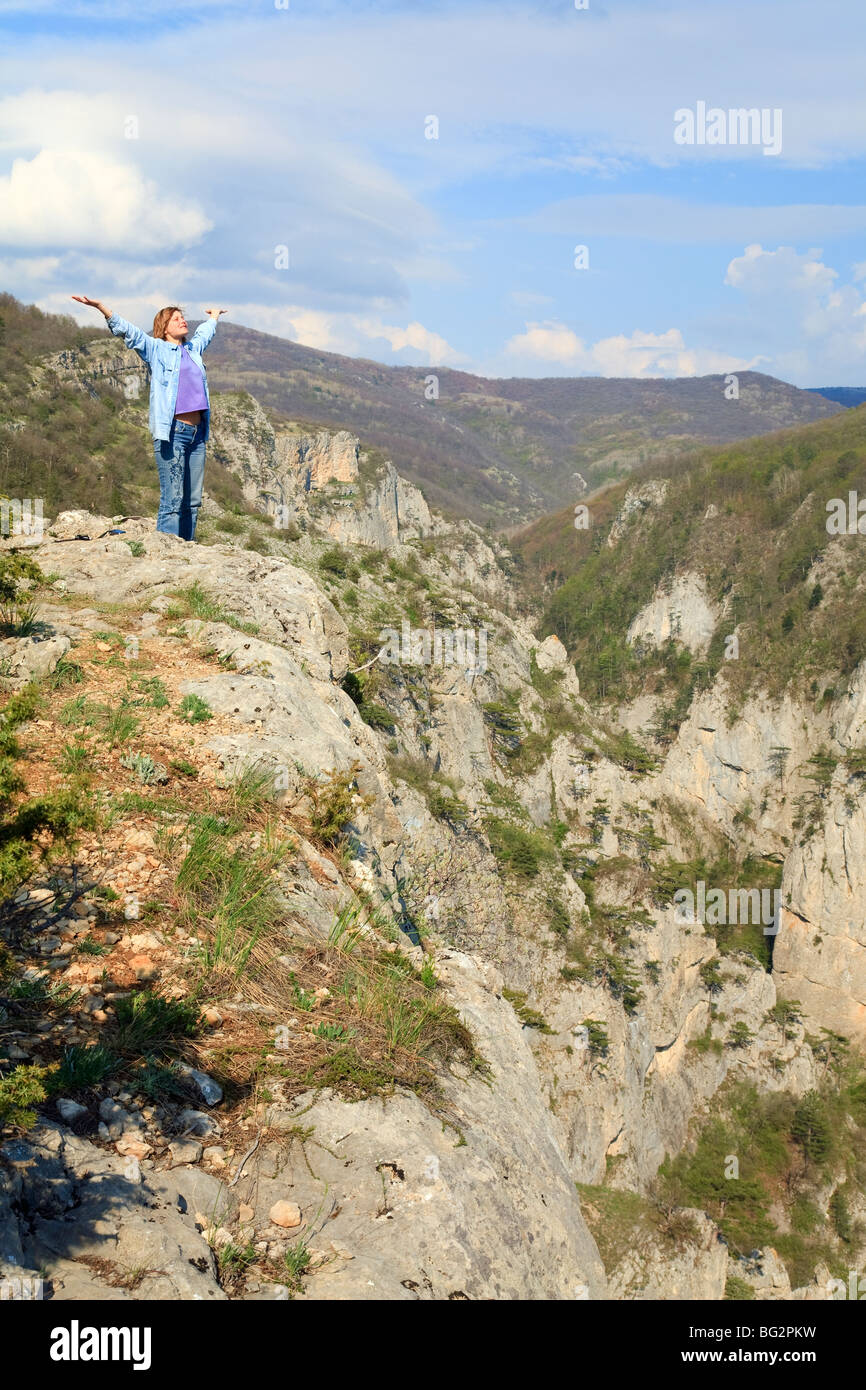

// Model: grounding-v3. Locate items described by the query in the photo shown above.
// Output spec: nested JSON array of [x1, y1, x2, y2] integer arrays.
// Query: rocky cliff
[[1, 389, 864, 1302]]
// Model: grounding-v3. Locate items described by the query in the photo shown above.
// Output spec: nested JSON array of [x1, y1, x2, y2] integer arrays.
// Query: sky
[[0, 0, 865, 384]]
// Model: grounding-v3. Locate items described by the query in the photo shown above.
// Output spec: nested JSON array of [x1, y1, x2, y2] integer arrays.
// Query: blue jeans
[[153, 418, 206, 541]]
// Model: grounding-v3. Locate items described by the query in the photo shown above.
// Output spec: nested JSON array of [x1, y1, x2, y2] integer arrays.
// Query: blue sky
[[1, 0, 865, 384]]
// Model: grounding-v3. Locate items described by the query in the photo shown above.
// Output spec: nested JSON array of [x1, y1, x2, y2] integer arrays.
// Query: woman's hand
[[204, 307, 227, 320], [71, 295, 111, 319]]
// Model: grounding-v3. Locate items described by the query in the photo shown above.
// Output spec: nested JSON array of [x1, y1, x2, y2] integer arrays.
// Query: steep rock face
[[209, 395, 363, 521], [627, 572, 719, 656], [209, 396, 436, 548], [259, 951, 608, 1301], [770, 661, 866, 1034], [0, 517, 610, 1299], [607, 480, 669, 548], [15, 511, 801, 1207], [525, 916, 818, 1192], [279, 429, 360, 489], [41, 338, 149, 402], [535, 632, 575, 680], [323, 460, 436, 548], [774, 798, 866, 1036], [652, 670, 866, 1036], [660, 687, 811, 847], [208, 392, 279, 500], [604, 1211, 728, 1300]]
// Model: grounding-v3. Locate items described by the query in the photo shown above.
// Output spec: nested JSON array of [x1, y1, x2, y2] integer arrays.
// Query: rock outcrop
[[627, 572, 719, 656]]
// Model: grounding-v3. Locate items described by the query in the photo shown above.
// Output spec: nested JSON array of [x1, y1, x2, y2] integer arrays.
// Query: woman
[[70, 296, 227, 541]]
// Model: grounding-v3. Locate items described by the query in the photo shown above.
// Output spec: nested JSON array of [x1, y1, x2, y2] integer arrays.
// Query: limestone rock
[[269, 1200, 302, 1229], [0, 1122, 225, 1300], [627, 572, 718, 656]]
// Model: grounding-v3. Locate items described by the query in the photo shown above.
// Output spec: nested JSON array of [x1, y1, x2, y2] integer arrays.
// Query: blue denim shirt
[[106, 312, 218, 442]]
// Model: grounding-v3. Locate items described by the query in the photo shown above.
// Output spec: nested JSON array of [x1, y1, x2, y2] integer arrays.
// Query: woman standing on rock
[[70, 297, 227, 541]]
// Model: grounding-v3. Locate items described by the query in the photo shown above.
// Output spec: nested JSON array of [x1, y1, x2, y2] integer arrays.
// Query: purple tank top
[[175, 345, 208, 414]]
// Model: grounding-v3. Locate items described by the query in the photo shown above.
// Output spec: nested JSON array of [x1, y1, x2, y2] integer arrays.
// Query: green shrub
[[359, 702, 395, 732], [502, 988, 554, 1033], [132, 676, 169, 709], [0, 553, 44, 635], [546, 892, 571, 939], [170, 758, 198, 778], [318, 547, 348, 579], [0, 1063, 51, 1130], [49, 656, 85, 689], [724, 1276, 756, 1301], [59, 742, 90, 776], [178, 693, 212, 725], [700, 960, 724, 994], [598, 729, 657, 775], [304, 764, 372, 847], [829, 1187, 853, 1244], [426, 786, 468, 825], [130, 1060, 191, 1101], [51, 1043, 118, 1092], [483, 817, 550, 879], [114, 989, 203, 1055]]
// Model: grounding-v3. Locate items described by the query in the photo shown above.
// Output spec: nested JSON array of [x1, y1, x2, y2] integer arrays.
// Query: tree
[[791, 1090, 831, 1165]]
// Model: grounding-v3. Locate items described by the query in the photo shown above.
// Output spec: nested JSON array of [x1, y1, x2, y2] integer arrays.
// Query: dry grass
[[205, 902, 482, 1108]]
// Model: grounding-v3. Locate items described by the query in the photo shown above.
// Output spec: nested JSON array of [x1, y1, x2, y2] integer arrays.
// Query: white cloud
[[357, 318, 463, 365], [174, 299, 463, 365], [504, 320, 756, 378], [0, 149, 211, 253], [505, 321, 585, 366], [500, 246, 866, 383], [725, 243, 838, 295], [4, 3, 866, 176], [722, 244, 866, 382], [4, 6, 866, 386], [0, 254, 61, 281]]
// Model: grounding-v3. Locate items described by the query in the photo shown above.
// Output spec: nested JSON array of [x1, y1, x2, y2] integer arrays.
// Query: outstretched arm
[[189, 307, 227, 355], [71, 295, 156, 365], [71, 294, 113, 321]]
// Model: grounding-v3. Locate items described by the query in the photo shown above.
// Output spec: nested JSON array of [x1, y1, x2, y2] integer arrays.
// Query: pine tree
[[791, 1090, 831, 1164]]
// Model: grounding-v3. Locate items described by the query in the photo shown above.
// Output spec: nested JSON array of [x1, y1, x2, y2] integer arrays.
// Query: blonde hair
[[152, 306, 186, 342]]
